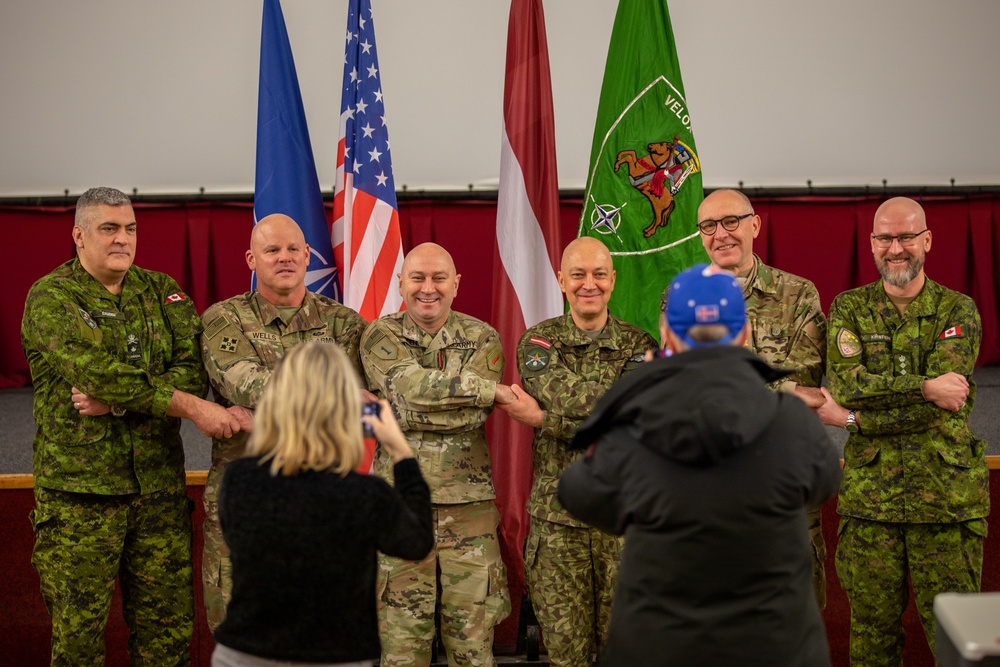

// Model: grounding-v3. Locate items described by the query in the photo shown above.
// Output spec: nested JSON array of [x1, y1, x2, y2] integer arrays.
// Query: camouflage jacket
[[21, 258, 207, 495], [200, 290, 366, 480], [740, 255, 826, 391], [827, 277, 988, 523], [519, 313, 656, 526], [361, 310, 503, 504], [661, 255, 826, 392]]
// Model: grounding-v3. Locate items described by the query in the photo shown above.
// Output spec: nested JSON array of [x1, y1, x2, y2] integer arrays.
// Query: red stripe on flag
[[350, 194, 377, 270], [360, 208, 402, 321], [502, 0, 562, 276], [487, 0, 564, 613]]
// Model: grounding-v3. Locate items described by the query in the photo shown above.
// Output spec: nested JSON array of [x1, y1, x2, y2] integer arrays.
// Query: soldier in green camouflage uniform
[[361, 243, 510, 667], [21, 187, 241, 667], [200, 214, 367, 630], [826, 197, 988, 666], [675, 189, 830, 607], [499, 237, 655, 667]]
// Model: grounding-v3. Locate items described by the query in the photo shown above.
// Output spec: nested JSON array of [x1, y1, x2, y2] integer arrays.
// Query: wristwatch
[[845, 410, 859, 433], [111, 406, 126, 418]]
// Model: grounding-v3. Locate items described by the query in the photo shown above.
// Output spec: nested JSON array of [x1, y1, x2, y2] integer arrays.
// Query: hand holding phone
[[362, 401, 382, 438], [360, 399, 414, 463]]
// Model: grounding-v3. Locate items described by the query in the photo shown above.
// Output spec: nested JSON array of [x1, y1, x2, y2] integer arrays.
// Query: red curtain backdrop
[[4, 195, 1000, 665], [5, 194, 999, 389]]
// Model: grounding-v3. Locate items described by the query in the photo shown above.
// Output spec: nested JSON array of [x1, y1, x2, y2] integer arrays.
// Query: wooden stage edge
[[2, 459, 999, 490]]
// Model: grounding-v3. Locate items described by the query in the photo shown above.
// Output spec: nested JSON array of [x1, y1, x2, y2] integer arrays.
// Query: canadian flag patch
[[165, 293, 188, 303], [939, 326, 963, 339], [528, 336, 552, 349]]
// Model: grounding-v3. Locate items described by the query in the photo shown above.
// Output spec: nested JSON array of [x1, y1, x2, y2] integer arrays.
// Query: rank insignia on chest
[[126, 333, 142, 360], [524, 348, 549, 371], [219, 336, 238, 353], [837, 328, 862, 358]]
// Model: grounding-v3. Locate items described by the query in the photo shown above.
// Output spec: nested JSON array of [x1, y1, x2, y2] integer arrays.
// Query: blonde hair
[[247, 341, 364, 476]]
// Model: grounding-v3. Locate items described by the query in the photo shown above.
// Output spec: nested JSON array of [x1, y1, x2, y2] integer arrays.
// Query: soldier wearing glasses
[[664, 188, 830, 608], [825, 197, 987, 665]]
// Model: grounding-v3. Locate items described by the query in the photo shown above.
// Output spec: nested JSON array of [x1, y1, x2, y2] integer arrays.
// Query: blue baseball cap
[[665, 264, 747, 348]]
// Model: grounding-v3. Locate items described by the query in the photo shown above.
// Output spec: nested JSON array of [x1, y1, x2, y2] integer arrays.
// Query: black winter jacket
[[559, 346, 841, 667]]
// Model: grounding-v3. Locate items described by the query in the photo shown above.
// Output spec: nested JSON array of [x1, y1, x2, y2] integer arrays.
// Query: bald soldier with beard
[[826, 197, 988, 665]]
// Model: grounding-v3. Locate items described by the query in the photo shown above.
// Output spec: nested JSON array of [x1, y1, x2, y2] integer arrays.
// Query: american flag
[[332, 0, 403, 322]]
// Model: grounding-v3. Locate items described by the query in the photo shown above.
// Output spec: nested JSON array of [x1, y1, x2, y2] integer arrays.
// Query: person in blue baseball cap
[[662, 263, 748, 351], [556, 263, 842, 667]]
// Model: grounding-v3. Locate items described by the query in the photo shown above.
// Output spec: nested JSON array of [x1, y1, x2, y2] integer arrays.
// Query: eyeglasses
[[871, 229, 929, 248], [697, 213, 753, 236]]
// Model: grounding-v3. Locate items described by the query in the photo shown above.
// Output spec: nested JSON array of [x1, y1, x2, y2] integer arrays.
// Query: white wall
[[1, 0, 998, 197]]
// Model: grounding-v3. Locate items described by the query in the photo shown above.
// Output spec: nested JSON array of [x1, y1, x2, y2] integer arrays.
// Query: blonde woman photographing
[[212, 341, 433, 667]]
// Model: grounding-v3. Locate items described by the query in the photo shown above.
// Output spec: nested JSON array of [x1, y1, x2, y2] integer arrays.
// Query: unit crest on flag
[[614, 135, 700, 239]]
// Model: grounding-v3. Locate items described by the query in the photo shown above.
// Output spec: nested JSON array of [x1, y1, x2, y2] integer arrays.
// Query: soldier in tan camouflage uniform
[[497, 237, 656, 667], [672, 189, 831, 608], [361, 242, 510, 667], [200, 213, 367, 630], [826, 197, 988, 665], [22, 187, 242, 666]]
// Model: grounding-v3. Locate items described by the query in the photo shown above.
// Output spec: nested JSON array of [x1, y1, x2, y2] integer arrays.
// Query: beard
[[876, 251, 925, 288]]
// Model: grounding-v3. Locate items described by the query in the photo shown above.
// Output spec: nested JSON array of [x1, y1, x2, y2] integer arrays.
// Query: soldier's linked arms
[[227, 405, 254, 433], [494, 384, 544, 428]]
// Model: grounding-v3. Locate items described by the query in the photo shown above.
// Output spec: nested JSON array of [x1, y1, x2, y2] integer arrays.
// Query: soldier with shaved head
[[826, 197, 988, 664], [498, 236, 656, 667], [200, 213, 367, 630], [361, 242, 511, 667]]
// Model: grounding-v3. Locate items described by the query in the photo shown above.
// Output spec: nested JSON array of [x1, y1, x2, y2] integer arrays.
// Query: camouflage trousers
[[202, 435, 247, 631], [377, 500, 510, 667], [524, 519, 622, 667], [807, 506, 827, 609], [30, 486, 194, 667], [835, 517, 986, 667]]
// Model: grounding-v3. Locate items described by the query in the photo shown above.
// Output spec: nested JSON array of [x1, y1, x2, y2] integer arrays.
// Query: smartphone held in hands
[[362, 401, 382, 438]]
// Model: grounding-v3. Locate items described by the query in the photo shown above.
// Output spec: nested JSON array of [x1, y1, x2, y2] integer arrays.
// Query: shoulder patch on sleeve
[[837, 328, 862, 358], [523, 345, 550, 372], [940, 326, 964, 340], [164, 292, 189, 303], [363, 328, 400, 365], [203, 316, 229, 341], [528, 336, 552, 349], [485, 341, 503, 373]]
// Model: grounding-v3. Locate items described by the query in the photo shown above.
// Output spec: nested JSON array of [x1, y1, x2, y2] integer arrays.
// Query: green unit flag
[[579, 0, 708, 339]]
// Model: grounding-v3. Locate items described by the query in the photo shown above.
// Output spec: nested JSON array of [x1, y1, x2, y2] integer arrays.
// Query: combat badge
[[78, 308, 97, 329], [837, 328, 862, 358]]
